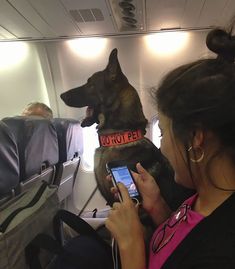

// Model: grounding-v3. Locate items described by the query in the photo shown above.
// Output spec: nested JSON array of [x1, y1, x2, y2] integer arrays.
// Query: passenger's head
[[22, 102, 53, 119], [154, 28, 235, 188]]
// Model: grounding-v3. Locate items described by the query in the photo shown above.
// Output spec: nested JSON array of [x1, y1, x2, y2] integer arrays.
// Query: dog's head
[[60, 48, 129, 128]]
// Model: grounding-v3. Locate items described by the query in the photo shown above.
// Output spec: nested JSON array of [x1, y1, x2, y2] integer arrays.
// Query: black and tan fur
[[61, 49, 193, 209]]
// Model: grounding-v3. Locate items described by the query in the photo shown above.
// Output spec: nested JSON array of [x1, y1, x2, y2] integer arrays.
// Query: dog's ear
[[107, 48, 122, 81], [109, 48, 118, 59]]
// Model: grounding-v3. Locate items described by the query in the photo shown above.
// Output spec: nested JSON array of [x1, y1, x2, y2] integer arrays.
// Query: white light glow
[[0, 42, 29, 70], [145, 32, 189, 56], [68, 38, 107, 59], [81, 124, 99, 171], [152, 119, 161, 149]]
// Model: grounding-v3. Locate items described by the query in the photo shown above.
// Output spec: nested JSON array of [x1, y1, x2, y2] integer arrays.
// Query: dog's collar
[[98, 130, 144, 147]]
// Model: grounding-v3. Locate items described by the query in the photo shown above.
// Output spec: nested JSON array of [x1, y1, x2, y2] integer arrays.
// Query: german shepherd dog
[[61, 49, 193, 210]]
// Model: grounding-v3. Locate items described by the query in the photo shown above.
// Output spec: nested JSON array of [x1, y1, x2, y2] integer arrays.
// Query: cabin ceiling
[[0, 0, 235, 41]]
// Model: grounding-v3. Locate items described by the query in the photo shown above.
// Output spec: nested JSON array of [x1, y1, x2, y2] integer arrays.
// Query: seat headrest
[[52, 118, 83, 162], [0, 121, 19, 198], [2, 116, 59, 181]]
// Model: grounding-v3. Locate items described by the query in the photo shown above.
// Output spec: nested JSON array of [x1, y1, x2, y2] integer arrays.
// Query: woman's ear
[[191, 129, 204, 148]]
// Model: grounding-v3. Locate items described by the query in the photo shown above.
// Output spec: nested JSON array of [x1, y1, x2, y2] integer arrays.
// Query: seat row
[[0, 116, 83, 207]]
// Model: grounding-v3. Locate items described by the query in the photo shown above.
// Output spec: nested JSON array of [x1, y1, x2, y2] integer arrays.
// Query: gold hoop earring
[[187, 146, 204, 163]]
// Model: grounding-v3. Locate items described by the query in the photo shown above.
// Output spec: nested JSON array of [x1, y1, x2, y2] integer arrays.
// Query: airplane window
[[151, 116, 161, 149], [81, 124, 99, 171]]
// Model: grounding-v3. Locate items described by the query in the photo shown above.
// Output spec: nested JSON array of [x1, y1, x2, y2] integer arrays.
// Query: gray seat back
[[52, 118, 83, 201], [0, 121, 19, 204], [2, 116, 59, 191]]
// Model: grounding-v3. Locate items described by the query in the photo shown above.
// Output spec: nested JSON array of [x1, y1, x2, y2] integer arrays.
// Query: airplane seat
[[0, 121, 20, 205], [2, 116, 59, 192], [52, 118, 83, 202]]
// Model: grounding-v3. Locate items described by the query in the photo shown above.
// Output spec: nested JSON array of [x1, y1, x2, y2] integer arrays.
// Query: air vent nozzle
[[109, 0, 145, 32]]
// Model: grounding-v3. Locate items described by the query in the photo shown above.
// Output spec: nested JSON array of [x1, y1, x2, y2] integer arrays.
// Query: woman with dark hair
[[105, 27, 235, 269]]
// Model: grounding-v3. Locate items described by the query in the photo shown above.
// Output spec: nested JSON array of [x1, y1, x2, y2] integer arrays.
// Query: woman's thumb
[[136, 162, 146, 174]]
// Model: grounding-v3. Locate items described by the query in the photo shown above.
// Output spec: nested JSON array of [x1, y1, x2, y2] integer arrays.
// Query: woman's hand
[[105, 183, 146, 269], [132, 163, 161, 212], [132, 163, 172, 225], [105, 183, 144, 249]]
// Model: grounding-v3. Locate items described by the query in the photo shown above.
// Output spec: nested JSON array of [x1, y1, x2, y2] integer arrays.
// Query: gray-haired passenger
[[22, 102, 53, 119]]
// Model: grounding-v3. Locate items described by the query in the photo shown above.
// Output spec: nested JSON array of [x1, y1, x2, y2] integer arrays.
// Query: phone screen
[[110, 165, 139, 198]]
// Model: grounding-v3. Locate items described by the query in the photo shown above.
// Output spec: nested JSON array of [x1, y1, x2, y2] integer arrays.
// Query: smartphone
[[106, 160, 141, 202]]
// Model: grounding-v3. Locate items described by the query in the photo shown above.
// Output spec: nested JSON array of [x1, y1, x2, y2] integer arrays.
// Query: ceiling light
[[67, 38, 107, 59], [144, 32, 189, 56], [0, 42, 29, 70]]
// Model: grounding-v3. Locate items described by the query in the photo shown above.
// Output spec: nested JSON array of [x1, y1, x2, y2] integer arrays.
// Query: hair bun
[[206, 29, 235, 62]]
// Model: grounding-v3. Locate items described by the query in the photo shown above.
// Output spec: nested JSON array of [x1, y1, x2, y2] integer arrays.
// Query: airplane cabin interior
[[0, 0, 235, 268]]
